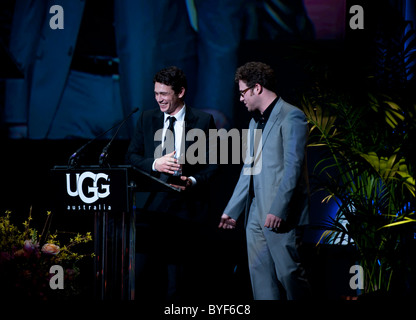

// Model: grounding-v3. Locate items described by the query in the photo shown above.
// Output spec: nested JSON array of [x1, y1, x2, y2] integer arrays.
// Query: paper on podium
[[130, 166, 182, 193]]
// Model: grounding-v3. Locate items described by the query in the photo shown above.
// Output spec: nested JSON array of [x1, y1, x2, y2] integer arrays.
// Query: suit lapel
[[152, 110, 164, 151], [261, 98, 283, 149], [249, 119, 256, 157], [150, 110, 167, 180], [184, 107, 197, 151]]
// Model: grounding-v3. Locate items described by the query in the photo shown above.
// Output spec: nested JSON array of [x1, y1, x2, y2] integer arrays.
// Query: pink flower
[[14, 249, 25, 257], [41, 243, 60, 255], [23, 240, 37, 253]]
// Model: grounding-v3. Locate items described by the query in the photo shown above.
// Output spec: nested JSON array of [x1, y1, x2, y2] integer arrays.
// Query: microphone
[[67, 107, 139, 169], [99, 107, 139, 168]]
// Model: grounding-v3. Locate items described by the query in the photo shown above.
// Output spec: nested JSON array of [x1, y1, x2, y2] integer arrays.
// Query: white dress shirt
[[152, 105, 196, 185]]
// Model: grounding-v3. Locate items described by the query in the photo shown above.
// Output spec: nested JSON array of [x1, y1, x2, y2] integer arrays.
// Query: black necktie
[[164, 116, 176, 155]]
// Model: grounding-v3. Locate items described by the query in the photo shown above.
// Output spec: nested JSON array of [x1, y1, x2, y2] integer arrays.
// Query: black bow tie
[[252, 111, 265, 124]]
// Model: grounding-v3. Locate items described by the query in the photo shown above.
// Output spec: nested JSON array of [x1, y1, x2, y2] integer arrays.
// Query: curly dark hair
[[235, 62, 277, 92], [153, 66, 187, 96]]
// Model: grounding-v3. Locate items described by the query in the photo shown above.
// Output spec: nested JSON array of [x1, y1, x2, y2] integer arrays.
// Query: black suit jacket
[[126, 106, 218, 222]]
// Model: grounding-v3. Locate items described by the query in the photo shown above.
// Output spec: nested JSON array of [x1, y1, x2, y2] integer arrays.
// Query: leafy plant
[[0, 207, 93, 299], [302, 10, 416, 294], [304, 90, 415, 293]]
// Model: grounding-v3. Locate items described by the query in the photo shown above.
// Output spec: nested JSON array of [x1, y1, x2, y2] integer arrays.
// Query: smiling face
[[154, 82, 185, 115]]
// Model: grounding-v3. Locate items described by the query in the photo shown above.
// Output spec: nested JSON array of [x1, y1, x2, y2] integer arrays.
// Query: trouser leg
[[47, 70, 124, 139], [245, 200, 310, 300], [263, 227, 311, 300], [246, 202, 281, 300]]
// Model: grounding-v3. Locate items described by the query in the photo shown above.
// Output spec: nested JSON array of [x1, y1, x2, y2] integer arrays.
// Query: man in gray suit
[[219, 61, 310, 300]]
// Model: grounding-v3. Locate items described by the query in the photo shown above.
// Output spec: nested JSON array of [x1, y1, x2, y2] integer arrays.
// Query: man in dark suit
[[126, 66, 218, 301]]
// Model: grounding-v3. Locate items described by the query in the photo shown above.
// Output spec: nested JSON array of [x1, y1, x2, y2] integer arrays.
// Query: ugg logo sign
[[66, 172, 110, 204]]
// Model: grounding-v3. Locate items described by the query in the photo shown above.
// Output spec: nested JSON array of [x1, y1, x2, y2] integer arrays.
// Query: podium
[[50, 165, 180, 300]]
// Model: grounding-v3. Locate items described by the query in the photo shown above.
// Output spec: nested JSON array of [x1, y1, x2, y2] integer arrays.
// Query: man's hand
[[264, 214, 282, 229], [218, 213, 237, 229], [154, 151, 181, 174], [170, 176, 193, 191]]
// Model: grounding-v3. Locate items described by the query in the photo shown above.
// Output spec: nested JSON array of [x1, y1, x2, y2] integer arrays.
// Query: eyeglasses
[[239, 86, 254, 98]]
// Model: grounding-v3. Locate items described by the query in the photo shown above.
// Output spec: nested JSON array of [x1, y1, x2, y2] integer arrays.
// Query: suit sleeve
[[223, 166, 251, 221], [5, 0, 47, 125], [125, 111, 155, 173], [222, 126, 253, 221], [269, 109, 308, 221], [190, 114, 219, 186]]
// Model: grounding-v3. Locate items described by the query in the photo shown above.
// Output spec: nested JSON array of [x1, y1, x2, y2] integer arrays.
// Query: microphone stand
[[67, 108, 138, 169], [99, 108, 139, 168]]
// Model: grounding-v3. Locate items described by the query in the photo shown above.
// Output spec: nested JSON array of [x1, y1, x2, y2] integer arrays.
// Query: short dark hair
[[235, 62, 277, 92], [153, 66, 187, 96]]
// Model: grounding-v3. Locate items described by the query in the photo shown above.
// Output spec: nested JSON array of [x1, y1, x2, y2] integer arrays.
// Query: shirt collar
[[164, 104, 186, 124], [252, 97, 278, 124]]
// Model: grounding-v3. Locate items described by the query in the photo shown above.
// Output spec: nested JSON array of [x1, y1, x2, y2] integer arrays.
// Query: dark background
[[1, 0, 415, 301]]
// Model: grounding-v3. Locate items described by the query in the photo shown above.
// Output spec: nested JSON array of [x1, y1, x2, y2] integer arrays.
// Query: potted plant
[[301, 6, 416, 296], [303, 93, 415, 295], [0, 207, 94, 299]]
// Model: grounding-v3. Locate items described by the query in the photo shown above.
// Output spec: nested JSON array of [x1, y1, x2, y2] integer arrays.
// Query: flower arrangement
[[0, 207, 94, 299]]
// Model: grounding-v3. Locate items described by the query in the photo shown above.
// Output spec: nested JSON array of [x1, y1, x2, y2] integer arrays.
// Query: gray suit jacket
[[224, 98, 309, 228]]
